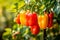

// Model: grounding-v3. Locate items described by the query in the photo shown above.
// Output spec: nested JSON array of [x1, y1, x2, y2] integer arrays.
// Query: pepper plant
[[2, 0, 60, 40]]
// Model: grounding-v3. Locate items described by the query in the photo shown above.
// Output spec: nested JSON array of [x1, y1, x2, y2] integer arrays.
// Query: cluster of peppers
[[14, 10, 54, 35]]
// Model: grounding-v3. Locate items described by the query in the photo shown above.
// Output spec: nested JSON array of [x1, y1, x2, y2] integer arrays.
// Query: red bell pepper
[[48, 11, 54, 28], [30, 25, 40, 35], [26, 11, 38, 26]]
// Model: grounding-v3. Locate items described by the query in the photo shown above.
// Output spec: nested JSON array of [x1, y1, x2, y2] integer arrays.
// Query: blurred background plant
[[0, 0, 25, 40], [0, 0, 60, 40]]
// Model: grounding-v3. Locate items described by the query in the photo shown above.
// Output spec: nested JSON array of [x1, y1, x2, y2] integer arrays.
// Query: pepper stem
[[44, 29, 47, 40]]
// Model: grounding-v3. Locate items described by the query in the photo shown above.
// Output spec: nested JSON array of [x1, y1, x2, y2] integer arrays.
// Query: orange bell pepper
[[14, 14, 21, 24], [38, 12, 48, 29]]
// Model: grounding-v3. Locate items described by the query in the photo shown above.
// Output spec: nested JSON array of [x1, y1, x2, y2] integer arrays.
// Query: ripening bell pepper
[[14, 14, 21, 24], [38, 12, 48, 29], [26, 12, 38, 26], [48, 11, 54, 28]]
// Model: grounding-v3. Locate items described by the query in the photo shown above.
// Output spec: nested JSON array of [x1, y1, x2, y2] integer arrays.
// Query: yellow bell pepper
[[20, 10, 26, 25]]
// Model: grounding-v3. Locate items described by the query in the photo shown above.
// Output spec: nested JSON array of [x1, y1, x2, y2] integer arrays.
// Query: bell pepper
[[20, 10, 26, 25], [38, 12, 48, 29], [48, 11, 54, 28], [30, 25, 40, 35], [14, 14, 21, 24], [26, 12, 38, 26]]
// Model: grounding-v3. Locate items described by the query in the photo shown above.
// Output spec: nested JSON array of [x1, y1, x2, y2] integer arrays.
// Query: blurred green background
[[0, 0, 25, 31]]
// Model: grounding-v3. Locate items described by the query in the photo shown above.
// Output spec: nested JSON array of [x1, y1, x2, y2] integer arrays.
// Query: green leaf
[[5, 28, 11, 32], [22, 28, 29, 37], [3, 32, 11, 36], [18, 1, 25, 9], [2, 32, 12, 40], [13, 24, 18, 30]]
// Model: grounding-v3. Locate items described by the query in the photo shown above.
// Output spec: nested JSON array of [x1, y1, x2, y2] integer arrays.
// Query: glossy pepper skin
[[30, 25, 40, 35], [48, 11, 54, 28], [38, 12, 48, 29], [26, 12, 38, 26], [15, 14, 21, 24]]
